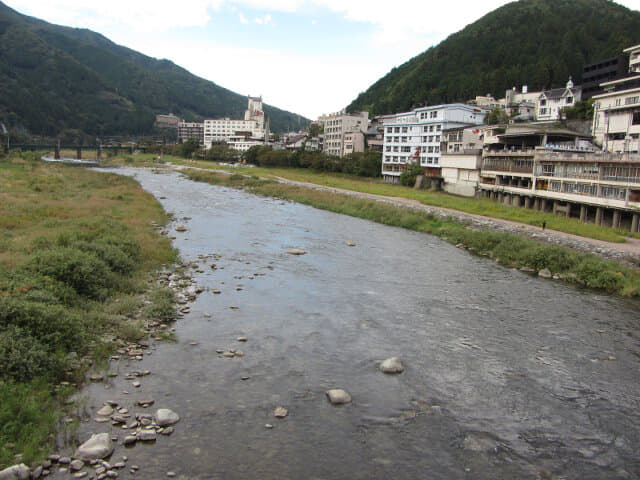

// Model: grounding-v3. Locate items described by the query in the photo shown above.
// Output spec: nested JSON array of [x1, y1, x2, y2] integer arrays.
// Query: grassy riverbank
[[100, 154, 629, 243], [182, 168, 640, 297], [0, 154, 177, 468]]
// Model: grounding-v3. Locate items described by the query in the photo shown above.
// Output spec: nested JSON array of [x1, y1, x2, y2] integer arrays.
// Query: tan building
[[317, 111, 369, 157], [177, 122, 204, 144], [440, 127, 484, 197]]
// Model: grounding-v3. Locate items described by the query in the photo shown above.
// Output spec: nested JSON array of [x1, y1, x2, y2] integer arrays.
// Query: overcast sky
[[5, 0, 639, 119]]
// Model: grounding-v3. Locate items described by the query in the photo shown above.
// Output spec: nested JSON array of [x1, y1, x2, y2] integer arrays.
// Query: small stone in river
[[174, 224, 187, 232], [189, 341, 198, 346], [70, 460, 84, 471], [137, 430, 156, 442], [379, 357, 404, 374], [160, 426, 174, 436], [212, 289, 221, 294], [241, 376, 250, 381], [58, 457, 71, 465], [346, 240, 356, 246], [273, 407, 288, 418], [167, 472, 176, 478], [222, 351, 235, 358], [137, 399, 154, 407], [97, 405, 114, 416], [73, 472, 87, 479], [154, 409, 180, 427], [326, 389, 352, 405], [132, 381, 141, 388], [264, 424, 273, 429], [123, 436, 136, 446], [204, 313, 211, 318], [0, 464, 30, 479], [287, 248, 306, 255], [73, 433, 114, 461], [89, 374, 103, 382], [538, 268, 552, 278], [234, 350, 244, 357], [237, 336, 248, 342]]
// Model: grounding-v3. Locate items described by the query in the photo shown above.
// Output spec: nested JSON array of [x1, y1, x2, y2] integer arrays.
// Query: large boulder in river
[[538, 268, 552, 279], [326, 389, 352, 405], [73, 433, 113, 461], [154, 408, 180, 427], [379, 357, 404, 374], [0, 464, 30, 480]]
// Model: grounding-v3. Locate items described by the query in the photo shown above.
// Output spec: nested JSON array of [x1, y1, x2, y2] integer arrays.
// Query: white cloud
[[253, 13, 272, 24], [239, 12, 249, 24]]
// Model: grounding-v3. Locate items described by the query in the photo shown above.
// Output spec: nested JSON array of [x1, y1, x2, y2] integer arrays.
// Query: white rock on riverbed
[[73, 433, 114, 461], [154, 409, 180, 427], [96, 405, 114, 416], [0, 463, 30, 480], [326, 389, 352, 405], [287, 248, 306, 255], [174, 224, 187, 232], [379, 357, 404, 374], [273, 407, 288, 418]]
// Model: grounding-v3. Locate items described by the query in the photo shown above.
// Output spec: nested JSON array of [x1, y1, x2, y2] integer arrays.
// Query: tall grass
[[0, 154, 177, 467]]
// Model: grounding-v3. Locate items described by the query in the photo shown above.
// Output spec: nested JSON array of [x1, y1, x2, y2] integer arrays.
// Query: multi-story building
[[582, 54, 628, 99], [381, 104, 486, 183], [536, 78, 582, 122], [343, 130, 365, 157], [177, 122, 204, 144], [627, 44, 640, 74], [155, 114, 180, 129], [203, 96, 266, 149], [474, 124, 640, 231], [593, 45, 640, 153], [440, 127, 484, 197], [317, 111, 369, 157]]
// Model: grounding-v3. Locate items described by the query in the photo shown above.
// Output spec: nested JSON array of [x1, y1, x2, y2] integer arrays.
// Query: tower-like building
[[204, 95, 267, 151]]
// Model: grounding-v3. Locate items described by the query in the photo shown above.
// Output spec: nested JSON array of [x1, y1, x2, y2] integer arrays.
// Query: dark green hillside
[[0, 1, 308, 136], [348, 0, 640, 115]]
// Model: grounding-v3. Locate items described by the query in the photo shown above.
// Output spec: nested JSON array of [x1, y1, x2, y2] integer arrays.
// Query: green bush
[[23, 247, 115, 300], [0, 297, 85, 352], [399, 163, 423, 187], [0, 326, 58, 382]]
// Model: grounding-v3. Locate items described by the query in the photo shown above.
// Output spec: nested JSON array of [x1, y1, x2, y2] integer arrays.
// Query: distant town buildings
[[177, 122, 204, 144], [380, 104, 486, 183], [155, 114, 180, 129], [204, 96, 267, 151], [317, 110, 369, 157], [582, 54, 628, 99]]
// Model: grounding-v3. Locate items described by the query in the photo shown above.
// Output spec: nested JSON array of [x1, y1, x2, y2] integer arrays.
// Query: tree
[[563, 99, 594, 121], [308, 123, 324, 137], [485, 106, 509, 125]]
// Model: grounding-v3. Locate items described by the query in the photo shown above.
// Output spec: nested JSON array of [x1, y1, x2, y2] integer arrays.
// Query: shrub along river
[[68, 167, 639, 479]]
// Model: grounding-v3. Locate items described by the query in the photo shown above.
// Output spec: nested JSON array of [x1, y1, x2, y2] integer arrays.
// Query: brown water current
[[65, 168, 640, 479]]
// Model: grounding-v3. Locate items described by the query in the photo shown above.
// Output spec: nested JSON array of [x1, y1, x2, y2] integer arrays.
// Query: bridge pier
[[76, 147, 82, 160], [54, 141, 61, 160]]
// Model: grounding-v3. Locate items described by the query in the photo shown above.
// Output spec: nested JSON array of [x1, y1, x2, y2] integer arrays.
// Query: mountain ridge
[[347, 0, 640, 116], [0, 1, 309, 137]]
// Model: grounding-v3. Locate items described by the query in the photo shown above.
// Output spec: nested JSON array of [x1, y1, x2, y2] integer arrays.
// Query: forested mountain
[[0, 2, 308, 137], [348, 0, 640, 115]]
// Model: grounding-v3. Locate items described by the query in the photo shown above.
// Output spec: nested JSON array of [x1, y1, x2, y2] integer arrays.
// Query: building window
[[387, 127, 392, 133], [394, 127, 400, 133], [402, 127, 408, 133], [566, 97, 573, 104], [633, 112, 640, 125], [539, 108, 547, 115], [540, 99, 547, 106]]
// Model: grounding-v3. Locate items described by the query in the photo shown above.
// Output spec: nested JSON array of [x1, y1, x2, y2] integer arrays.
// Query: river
[[68, 167, 640, 479]]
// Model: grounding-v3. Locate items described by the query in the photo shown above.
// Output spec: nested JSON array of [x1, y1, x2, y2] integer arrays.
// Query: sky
[[5, 0, 640, 120]]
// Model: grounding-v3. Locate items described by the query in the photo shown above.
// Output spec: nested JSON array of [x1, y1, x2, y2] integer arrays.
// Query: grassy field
[[134, 156, 629, 243], [182, 168, 640, 297], [0, 153, 177, 468]]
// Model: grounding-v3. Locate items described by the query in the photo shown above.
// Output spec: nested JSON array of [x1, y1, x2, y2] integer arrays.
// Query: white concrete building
[[626, 44, 640, 74], [204, 96, 266, 149], [593, 45, 640, 153], [536, 78, 582, 122], [381, 104, 486, 183], [317, 111, 369, 157]]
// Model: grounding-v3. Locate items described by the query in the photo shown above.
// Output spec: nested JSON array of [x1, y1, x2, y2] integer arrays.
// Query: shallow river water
[[69, 168, 640, 479]]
